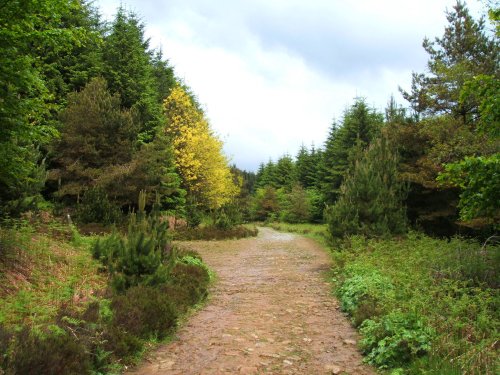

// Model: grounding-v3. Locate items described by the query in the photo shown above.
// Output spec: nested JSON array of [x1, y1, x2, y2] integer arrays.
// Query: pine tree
[[282, 184, 311, 223], [102, 7, 162, 142], [320, 99, 383, 205], [51, 77, 137, 201], [325, 136, 408, 239], [151, 49, 177, 103], [400, 1, 498, 123], [275, 154, 296, 190], [255, 160, 278, 188]]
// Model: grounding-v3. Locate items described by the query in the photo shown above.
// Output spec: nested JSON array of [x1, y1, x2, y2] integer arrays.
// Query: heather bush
[[111, 285, 178, 339], [6, 327, 91, 375]]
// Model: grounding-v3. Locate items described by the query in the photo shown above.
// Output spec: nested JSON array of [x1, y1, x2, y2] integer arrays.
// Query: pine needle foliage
[[92, 191, 174, 292], [326, 136, 408, 239]]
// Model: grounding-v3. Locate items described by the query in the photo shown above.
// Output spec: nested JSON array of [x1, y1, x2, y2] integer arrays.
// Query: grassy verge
[[266, 222, 499, 374], [0, 219, 213, 374]]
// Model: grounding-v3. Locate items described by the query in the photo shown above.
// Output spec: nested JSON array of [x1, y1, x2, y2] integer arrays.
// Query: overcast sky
[[96, 0, 484, 171]]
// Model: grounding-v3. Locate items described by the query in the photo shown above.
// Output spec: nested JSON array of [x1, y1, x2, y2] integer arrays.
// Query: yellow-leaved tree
[[163, 85, 239, 210]]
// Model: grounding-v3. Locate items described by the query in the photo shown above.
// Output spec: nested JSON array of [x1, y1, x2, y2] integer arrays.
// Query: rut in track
[[127, 227, 374, 375]]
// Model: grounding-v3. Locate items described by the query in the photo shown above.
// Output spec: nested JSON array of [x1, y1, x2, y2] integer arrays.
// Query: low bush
[[102, 324, 143, 364], [6, 327, 91, 375], [168, 261, 211, 306], [0, 325, 12, 370], [111, 285, 178, 339], [359, 310, 434, 368], [337, 264, 395, 320]]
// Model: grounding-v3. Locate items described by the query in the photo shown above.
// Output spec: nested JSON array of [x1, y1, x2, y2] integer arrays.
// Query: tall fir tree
[[102, 7, 162, 142], [320, 98, 383, 205]]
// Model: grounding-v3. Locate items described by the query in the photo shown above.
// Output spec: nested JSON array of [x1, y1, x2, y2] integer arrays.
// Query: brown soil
[[126, 227, 375, 375]]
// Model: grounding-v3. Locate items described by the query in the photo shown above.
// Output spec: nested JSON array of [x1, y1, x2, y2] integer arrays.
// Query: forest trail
[[127, 227, 374, 375]]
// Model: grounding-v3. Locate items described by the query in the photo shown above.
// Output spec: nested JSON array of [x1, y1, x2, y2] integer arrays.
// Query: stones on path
[[325, 364, 343, 374], [125, 228, 374, 375], [343, 338, 357, 346]]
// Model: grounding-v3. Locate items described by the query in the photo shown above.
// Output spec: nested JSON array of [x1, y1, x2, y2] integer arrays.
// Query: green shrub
[[325, 136, 407, 240], [214, 210, 234, 229], [7, 327, 92, 375], [92, 206, 174, 292], [169, 261, 210, 306], [111, 285, 178, 339], [102, 325, 143, 363], [0, 325, 12, 371], [77, 187, 122, 225], [332, 234, 499, 373], [359, 310, 434, 369], [337, 264, 395, 325], [436, 237, 500, 288]]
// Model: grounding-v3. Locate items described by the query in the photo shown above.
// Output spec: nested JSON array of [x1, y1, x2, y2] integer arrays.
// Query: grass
[[0, 222, 106, 328], [0, 217, 215, 374], [267, 221, 500, 374]]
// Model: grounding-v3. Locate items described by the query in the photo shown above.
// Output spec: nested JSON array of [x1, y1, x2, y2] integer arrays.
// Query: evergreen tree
[[256, 160, 278, 188], [275, 154, 296, 190], [281, 184, 311, 223], [320, 99, 383, 205], [51, 77, 137, 201], [95, 131, 186, 212], [401, 1, 498, 123], [296, 145, 319, 188], [102, 7, 162, 142], [325, 136, 408, 239], [151, 49, 177, 103]]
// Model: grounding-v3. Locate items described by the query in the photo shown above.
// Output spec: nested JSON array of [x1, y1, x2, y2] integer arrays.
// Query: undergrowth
[[333, 232, 499, 374], [269, 222, 499, 374], [0, 199, 213, 374]]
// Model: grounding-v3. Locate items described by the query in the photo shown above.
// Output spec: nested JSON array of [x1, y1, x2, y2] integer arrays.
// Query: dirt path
[[127, 227, 374, 375]]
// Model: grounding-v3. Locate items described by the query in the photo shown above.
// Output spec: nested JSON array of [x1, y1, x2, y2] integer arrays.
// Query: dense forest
[[0, 0, 498, 374]]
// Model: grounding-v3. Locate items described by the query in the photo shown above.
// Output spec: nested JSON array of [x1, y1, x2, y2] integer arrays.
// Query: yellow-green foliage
[[163, 86, 239, 210]]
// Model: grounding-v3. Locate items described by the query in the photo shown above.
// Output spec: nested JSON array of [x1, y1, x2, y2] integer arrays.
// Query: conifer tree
[[102, 7, 162, 142], [320, 99, 383, 205], [401, 1, 498, 123], [281, 184, 311, 223], [255, 160, 278, 188], [275, 154, 296, 190], [51, 77, 137, 201], [325, 136, 407, 239]]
